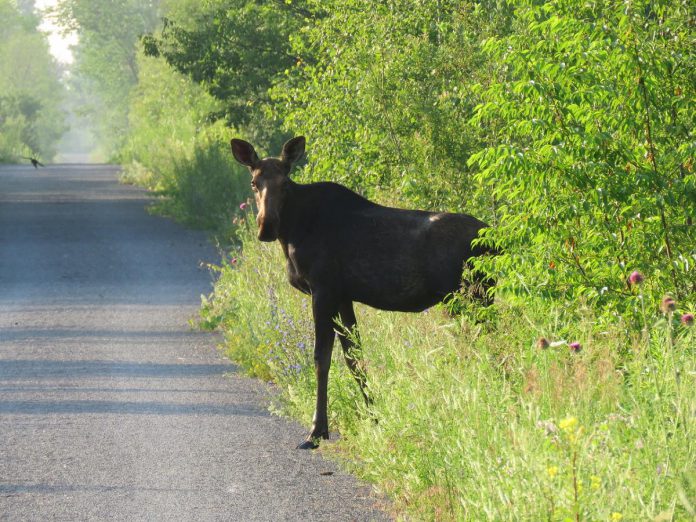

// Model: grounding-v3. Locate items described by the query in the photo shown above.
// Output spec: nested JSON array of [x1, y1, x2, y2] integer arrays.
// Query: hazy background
[[1, 0, 98, 164]]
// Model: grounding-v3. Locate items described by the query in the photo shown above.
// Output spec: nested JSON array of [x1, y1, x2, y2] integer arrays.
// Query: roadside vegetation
[[202, 210, 695, 520], [56, 0, 695, 519]]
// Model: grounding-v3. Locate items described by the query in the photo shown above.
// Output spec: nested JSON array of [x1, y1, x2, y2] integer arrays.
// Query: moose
[[230, 136, 494, 449]]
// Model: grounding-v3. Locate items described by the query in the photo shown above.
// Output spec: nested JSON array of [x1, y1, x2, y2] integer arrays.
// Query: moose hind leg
[[337, 301, 371, 407]]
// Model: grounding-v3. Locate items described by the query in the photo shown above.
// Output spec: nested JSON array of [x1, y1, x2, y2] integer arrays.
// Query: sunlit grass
[[201, 212, 696, 521], [122, 136, 251, 232]]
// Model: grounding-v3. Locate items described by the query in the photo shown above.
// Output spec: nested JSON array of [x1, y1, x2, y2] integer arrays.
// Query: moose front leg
[[297, 291, 338, 449]]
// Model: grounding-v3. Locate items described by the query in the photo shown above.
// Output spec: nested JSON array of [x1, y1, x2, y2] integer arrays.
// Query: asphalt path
[[0, 164, 389, 521]]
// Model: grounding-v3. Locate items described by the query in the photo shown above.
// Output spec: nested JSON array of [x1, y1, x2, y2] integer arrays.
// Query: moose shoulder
[[231, 136, 494, 449]]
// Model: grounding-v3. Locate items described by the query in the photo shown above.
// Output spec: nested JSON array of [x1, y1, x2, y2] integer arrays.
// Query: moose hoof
[[296, 438, 320, 450], [296, 430, 329, 450]]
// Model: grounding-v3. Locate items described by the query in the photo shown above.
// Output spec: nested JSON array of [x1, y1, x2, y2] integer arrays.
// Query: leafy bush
[[273, 0, 512, 210], [468, 0, 695, 317], [121, 51, 251, 231], [141, 0, 303, 146]]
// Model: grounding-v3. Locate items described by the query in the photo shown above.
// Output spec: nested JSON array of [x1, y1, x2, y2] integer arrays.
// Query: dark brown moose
[[231, 136, 494, 449]]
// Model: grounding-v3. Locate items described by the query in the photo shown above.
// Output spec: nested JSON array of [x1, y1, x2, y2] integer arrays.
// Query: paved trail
[[0, 164, 388, 521]]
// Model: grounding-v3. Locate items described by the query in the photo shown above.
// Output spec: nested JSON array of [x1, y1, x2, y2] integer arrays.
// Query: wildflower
[[569, 341, 582, 353], [559, 416, 578, 432], [546, 465, 559, 479], [239, 202, 248, 210], [611, 513, 623, 521], [681, 313, 694, 327], [590, 475, 601, 490], [537, 337, 550, 349], [660, 296, 676, 314], [230, 257, 237, 265], [628, 271, 644, 285]]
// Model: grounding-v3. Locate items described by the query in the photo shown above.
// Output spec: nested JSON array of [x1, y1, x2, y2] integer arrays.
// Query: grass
[[122, 139, 251, 233], [200, 210, 696, 521]]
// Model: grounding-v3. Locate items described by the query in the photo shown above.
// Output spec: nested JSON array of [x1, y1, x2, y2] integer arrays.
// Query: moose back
[[231, 136, 494, 449]]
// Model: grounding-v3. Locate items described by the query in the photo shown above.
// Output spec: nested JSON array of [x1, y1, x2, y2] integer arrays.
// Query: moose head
[[230, 137, 305, 242]]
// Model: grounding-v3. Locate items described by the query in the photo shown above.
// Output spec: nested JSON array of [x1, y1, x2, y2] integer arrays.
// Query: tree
[[52, 0, 161, 158], [142, 0, 306, 147], [0, 0, 66, 162]]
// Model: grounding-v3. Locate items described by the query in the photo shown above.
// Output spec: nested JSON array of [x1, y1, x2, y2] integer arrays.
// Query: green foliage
[[202, 212, 696, 521], [155, 138, 251, 230], [468, 0, 695, 317], [53, 0, 162, 158], [142, 0, 304, 145], [121, 49, 251, 231], [273, 0, 512, 209], [122, 50, 219, 185], [0, 0, 67, 162]]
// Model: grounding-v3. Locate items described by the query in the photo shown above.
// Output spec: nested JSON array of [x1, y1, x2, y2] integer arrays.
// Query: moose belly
[[343, 258, 461, 312]]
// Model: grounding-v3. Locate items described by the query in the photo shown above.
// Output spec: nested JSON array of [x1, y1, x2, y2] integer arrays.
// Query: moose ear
[[230, 139, 259, 168], [280, 136, 306, 166]]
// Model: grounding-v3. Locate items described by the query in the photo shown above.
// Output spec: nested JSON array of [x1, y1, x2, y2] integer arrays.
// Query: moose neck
[[276, 179, 313, 246]]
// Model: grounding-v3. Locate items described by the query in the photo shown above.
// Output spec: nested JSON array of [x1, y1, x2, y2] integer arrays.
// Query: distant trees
[[52, 0, 162, 158], [0, 0, 66, 162]]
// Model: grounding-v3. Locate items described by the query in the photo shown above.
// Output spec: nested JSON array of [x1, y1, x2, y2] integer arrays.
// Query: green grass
[[201, 213, 696, 521], [122, 139, 251, 234]]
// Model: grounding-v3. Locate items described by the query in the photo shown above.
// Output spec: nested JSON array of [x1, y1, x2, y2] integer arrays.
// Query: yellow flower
[[610, 513, 623, 521], [590, 475, 601, 490], [559, 416, 578, 432], [547, 466, 559, 479]]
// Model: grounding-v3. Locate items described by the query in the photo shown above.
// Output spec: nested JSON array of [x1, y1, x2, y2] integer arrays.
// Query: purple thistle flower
[[681, 313, 694, 327], [660, 296, 676, 314], [239, 202, 248, 210], [569, 341, 582, 353], [628, 271, 644, 285]]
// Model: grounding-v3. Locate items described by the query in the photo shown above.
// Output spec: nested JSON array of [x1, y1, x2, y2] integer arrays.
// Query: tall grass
[[120, 52, 253, 233], [122, 136, 251, 233], [202, 208, 696, 521], [154, 141, 250, 230]]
